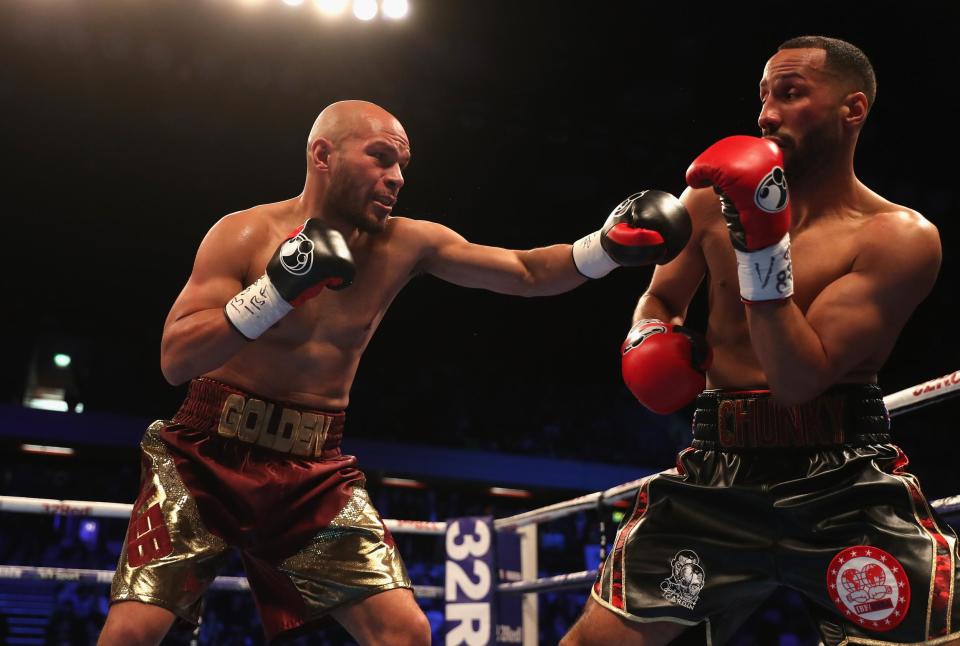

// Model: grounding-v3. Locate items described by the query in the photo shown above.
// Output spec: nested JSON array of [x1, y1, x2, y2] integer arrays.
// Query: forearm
[[633, 292, 683, 326], [514, 244, 588, 296], [745, 300, 832, 404], [160, 309, 249, 385]]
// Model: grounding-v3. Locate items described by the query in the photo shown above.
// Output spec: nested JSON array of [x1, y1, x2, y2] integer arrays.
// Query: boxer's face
[[325, 118, 410, 233], [758, 48, 847, 178]]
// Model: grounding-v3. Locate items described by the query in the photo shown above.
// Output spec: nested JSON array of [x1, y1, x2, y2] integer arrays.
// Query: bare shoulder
[[205, 201, 291, 245], [856, 202, 942, 289], [189, 202, 295, 282], [860, 204, 941, 259], [383, 215, 464, 249]]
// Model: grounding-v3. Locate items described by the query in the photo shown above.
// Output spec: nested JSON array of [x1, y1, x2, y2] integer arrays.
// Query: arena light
[[352, 0, 377, 20], [53, 353, 71, 368], [314, 0, 348, 16], [20, 444, 75, 457], [489, 487, 532, 499], [381, 0, 408, 19], [380, 476, 426, 489], [24, 390, 68, 412]]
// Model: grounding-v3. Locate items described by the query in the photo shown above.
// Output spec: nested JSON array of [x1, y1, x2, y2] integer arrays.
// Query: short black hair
[[778, 36, 877, 107]]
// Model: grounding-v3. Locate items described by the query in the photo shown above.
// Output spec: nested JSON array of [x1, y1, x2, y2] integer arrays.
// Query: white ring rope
[[885, 370, 960, 416], [0, 496, 446, 535], [0, 565, 445, 599]]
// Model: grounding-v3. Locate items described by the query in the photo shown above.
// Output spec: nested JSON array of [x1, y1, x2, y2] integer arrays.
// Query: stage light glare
[[381, 0, 408, 19], [352, 0, 377, 20], [315, 0, 348, 16], [282, 0, 304, 6]]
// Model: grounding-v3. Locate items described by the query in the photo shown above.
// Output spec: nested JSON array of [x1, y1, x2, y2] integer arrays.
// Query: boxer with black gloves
[[563, 37, 955, 646], [100, 99, 688, 646], [572, 190, 692, 278], [225, 218, 355, 340]]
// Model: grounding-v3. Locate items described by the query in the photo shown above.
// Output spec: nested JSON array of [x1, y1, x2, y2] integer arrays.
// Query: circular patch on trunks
[[826, 545, 910, 632]]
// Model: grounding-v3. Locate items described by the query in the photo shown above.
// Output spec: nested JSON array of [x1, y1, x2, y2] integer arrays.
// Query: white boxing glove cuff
[[735, 234, 794, 302], [572, 231, 619, 279], [224, 274, 294, 340]]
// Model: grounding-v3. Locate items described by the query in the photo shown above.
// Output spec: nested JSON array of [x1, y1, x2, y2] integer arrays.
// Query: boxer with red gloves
[[620, 318, 711, 414], [686, 135, 793, 303], [564, 37, 952, 646]]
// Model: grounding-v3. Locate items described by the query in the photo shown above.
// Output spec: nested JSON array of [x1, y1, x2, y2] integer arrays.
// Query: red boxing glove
[[686, 136, 793, 301], [621, 319, 712, 414]]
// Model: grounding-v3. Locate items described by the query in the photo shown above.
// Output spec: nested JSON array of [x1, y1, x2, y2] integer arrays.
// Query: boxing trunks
[[110, 378, 411, 641], [593, 385, 959, 645]]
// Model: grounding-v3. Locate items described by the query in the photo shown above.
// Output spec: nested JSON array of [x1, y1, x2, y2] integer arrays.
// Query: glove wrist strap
[[572, 231, 619, 279], [224, 274, 294, 340], [735, 234, 794, 302]]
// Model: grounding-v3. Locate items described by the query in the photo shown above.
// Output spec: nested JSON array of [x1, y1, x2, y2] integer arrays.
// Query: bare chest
[[702, 216, 864, 316], [247, 239, 416, 350]]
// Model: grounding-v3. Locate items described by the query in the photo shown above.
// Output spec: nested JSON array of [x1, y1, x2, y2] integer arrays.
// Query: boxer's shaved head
[[307, 100, 407, 154]]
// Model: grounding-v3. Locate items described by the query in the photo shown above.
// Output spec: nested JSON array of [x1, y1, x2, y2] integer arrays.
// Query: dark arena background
[[2, 1, 958, 644]]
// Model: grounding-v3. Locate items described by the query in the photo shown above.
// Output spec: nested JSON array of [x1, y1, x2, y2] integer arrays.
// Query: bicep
[[164, 220, 251, 330], [415, 222, 535, 291], [806, 225, 941, 377]]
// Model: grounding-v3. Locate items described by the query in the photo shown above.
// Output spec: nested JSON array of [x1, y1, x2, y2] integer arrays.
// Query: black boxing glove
[[572, 191, 692, 279], [225, 219, 356, 340]]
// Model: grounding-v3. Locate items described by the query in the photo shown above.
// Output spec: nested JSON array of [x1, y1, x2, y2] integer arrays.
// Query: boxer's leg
[[97, 601, 177, 646], [560, 597, 687, 646]]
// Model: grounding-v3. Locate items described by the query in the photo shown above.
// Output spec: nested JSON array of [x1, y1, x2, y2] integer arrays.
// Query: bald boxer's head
[[306, 100, 410, 233], [758, 36, 874, 178]]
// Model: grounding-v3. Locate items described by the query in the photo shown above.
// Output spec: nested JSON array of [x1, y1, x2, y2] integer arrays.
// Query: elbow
[[160, 353, 191, 387], [512, 273, 541, 298]]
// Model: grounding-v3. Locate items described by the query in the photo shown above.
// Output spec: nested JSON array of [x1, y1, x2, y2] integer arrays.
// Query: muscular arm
[[633, 188, 709, 325], [747, 212, 941, 405], [159, 215, 257, 385], [414, 220, 587, 296]]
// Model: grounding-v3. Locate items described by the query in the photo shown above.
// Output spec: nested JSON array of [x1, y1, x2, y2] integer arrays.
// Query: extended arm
[[416, 191, 691, 296]]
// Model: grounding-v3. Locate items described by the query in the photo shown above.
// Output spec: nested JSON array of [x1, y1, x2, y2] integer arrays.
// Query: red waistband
[[172, 378, 345, 457]]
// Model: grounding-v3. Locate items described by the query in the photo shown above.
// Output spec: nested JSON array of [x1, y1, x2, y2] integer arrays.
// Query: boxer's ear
[[841, 91, 868, 128], [309, 137, 334, 172]]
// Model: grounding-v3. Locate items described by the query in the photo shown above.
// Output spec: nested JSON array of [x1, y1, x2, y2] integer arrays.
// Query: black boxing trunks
[[110, 378, 411, 641], [593, 385, 959, 645]]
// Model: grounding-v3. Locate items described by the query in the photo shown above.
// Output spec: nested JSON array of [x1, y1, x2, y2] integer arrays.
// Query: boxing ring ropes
[[2, 370, 960, 645]]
